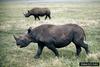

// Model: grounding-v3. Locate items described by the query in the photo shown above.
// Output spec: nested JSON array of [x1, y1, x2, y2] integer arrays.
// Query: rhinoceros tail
[[82, 28, 86, 41]]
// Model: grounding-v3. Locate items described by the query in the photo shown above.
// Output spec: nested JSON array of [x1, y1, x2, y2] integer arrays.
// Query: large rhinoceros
[[14, 24, 89, 59]]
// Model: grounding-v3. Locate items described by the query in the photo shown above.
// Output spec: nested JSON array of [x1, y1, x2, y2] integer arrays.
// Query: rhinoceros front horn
[[13, 35, 18, 41]]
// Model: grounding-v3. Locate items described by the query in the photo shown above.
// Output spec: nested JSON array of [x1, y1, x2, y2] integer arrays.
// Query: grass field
[[0, 1, 100, 67]]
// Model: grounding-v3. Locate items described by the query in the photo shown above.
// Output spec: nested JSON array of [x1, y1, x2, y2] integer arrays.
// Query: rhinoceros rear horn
[[13, 35, 18, 41], [28, 27, 32, 33]]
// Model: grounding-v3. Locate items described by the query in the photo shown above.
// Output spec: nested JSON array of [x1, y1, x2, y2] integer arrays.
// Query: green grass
[[0, 2, 100, 67]]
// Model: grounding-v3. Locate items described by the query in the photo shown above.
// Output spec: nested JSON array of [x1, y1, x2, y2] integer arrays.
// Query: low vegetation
[[0, 1, 100, 67]]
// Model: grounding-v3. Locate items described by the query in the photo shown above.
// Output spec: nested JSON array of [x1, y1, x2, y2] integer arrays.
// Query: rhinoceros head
[[13, 28, 33, 48], [24, 10, 31, 17]]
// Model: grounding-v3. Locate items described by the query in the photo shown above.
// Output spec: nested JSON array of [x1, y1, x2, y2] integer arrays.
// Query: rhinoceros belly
[[53, 38, 72, 48]]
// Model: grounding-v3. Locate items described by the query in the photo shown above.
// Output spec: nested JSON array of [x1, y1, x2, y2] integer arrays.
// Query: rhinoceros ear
[[28, 27, 32, 33]]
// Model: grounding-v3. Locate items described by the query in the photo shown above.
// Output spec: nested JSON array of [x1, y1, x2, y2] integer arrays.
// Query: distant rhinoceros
[[14, 24, 89, 59], [24, 7, 51, 20]]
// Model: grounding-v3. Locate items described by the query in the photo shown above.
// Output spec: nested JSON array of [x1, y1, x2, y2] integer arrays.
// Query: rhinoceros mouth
[[20, 46, 23, 48], [17, 45, 21, 48], [18, 45, 24, 48], [17, 45, 22, 48]]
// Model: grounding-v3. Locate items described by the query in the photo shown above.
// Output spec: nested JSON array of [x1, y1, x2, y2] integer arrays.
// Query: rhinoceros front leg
[[34, 16, 40, 20], [34, 43, 44, 59], [37, 16, 40, 20], [34, 16, 37, 20]]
